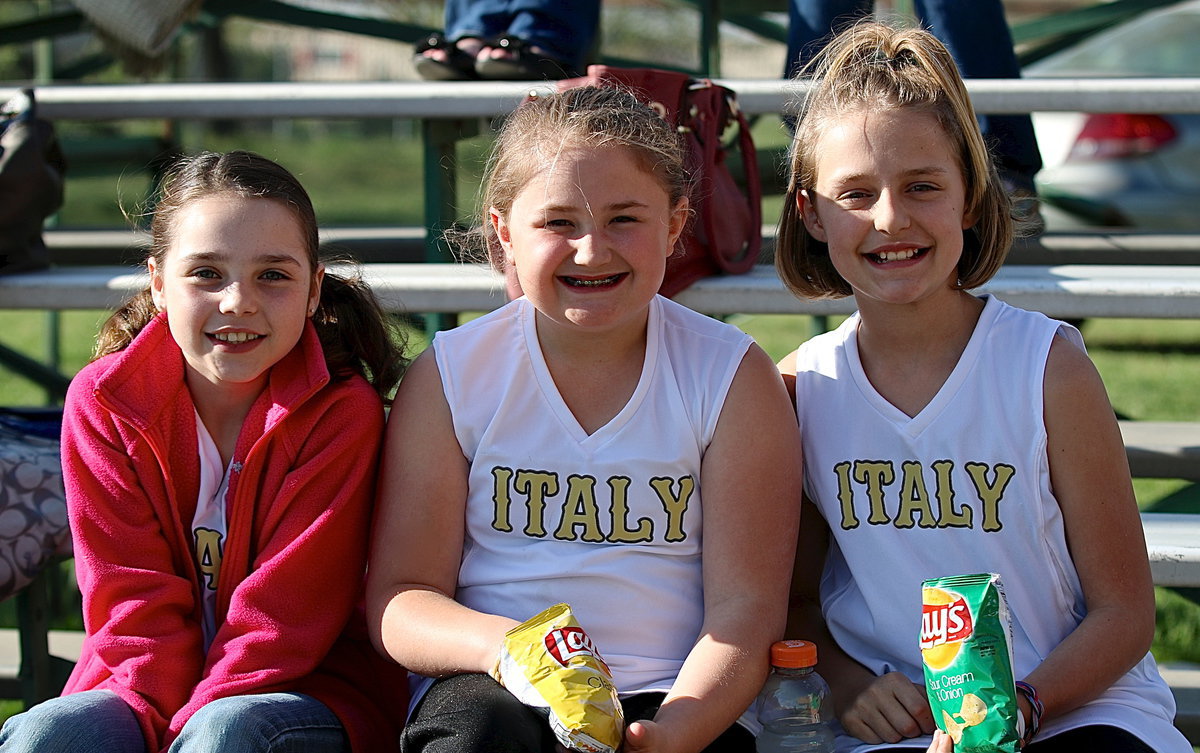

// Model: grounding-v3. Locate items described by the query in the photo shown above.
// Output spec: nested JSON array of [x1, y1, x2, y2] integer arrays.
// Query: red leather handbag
[[555, 66, 763, 297]]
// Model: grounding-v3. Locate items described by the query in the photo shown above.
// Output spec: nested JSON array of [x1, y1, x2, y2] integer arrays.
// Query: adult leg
[[786, 0, 872, 78], [621, 693, 757, 753], [914, 0, 1043, 180], [0, 689, 145, 753], [443, 0, 511, 42], [169, 692, 347, 753], [1026, 724, 1155, 753], [400, 673, 558, 753]]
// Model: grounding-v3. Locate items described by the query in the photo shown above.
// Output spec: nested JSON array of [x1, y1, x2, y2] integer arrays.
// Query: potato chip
[[942, 710, 965, 744], [960, 693, 988, 726]]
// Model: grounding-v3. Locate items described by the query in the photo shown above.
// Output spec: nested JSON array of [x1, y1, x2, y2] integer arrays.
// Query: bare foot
[[420, 37, 483, 65], [477, 41, 552, 63]]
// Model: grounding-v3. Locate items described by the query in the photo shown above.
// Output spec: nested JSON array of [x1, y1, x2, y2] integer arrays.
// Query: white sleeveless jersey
[[435, 295, 751, 696], [794, 295, 1187, 753]]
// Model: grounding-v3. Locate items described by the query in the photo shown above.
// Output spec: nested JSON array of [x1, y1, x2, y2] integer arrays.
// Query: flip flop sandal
[[474, 35, 573, 81], [413, 33, 479, 81]]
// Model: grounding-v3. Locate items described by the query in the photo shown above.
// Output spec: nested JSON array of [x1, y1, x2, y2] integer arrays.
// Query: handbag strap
[[684, 80, 762, 274]]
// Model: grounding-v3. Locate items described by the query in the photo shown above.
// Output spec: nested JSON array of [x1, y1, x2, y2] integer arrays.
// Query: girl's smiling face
[[150, 194, 322, 398], [491, 144, 688, 338], [800, 106, 974, 309]]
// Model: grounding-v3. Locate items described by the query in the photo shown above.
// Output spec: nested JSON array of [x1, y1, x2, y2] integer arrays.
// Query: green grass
[[51, 123, 494, 229], [52, 111, 793, 230]]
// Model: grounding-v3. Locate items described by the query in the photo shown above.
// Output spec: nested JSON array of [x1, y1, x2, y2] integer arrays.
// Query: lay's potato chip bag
[[490, 603, 624, 752], [920, 573, 1020, 752]]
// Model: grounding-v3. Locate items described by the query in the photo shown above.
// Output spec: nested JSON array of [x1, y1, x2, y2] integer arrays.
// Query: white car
[[1025, 0, 1200, 231]]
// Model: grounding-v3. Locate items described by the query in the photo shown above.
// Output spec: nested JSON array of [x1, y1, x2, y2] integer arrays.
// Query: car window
[[1026, 11, 1200, 78]]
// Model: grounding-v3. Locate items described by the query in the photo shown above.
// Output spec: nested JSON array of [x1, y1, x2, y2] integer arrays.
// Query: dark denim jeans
[[786, 0, 1043, 179], [443, 0, 600, 70]]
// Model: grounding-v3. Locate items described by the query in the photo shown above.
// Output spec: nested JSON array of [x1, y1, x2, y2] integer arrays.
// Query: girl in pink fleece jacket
[[0, 151, 408, 753]]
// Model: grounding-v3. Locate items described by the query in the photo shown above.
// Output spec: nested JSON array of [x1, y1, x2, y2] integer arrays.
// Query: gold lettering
[[608, 476, 653, 543], [854, 461, 895, 525], [965, 463, 1014, 532], [650, 476, 694, 542], [194, 527, 223, 591], [933, 460, 971, 528], [514, 470, 558, 537], [491, 466, 514, 532], [555, 476, 606, 542], [895, 461, 937, 529], [834, 462, 859, 529]]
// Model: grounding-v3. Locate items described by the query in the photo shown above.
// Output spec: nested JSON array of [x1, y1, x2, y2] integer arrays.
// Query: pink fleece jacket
[[61, 313, 405, 752]]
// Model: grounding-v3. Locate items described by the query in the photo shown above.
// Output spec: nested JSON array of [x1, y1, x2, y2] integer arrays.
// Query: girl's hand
[[623, 719, 669, 753], [840, 672, 935, 744], [928, 729, 953, 753]]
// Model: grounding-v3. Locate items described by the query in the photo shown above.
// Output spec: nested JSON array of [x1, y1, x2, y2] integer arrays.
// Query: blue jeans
[[786, 0, 1042, 179], [444, 0, 601, 69], [0, 689, 348, 753], [0, 690, 143, 753]]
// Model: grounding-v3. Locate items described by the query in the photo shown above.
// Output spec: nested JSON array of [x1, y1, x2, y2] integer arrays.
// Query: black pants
[[873, 724, 1157, 753], [401, 673, 756, 753]]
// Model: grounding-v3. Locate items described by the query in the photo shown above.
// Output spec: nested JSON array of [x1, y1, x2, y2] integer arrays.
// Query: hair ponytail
[[94, 288, 157, 359], [312, 266, 407, 402]]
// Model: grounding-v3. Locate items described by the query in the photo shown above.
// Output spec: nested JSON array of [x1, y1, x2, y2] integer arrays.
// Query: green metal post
[[16, 570, 55, 706], [810, 315, 829, 339], [422, 118, 478, 332], [884, 0, 916, 22], [36, 0, 61, 406], [698, 0, 721, 76]]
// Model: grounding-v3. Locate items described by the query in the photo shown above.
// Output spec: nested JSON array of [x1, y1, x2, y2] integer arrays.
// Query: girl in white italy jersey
[[774, 21, 1188, 753], [367, 86, 802, 753]]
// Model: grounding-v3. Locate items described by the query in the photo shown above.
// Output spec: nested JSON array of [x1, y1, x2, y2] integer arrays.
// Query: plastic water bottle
[[756, 639, 835, 753]]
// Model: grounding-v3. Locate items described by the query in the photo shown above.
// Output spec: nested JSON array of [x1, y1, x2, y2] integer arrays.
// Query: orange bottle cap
[[771, 639, 818, 668]]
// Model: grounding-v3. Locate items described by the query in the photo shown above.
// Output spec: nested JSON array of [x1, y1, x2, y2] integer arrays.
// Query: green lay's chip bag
[[920, 573, 1021, 752]]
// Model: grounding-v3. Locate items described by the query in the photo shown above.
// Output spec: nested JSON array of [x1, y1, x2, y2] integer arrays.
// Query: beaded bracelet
[[1015, 680, 1044, 747]]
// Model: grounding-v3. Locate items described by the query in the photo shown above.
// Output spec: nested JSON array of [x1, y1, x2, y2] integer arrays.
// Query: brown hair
[[95, 150, 406, 400], [775, 20, 1013, 300], [463, 85, 691, 269]]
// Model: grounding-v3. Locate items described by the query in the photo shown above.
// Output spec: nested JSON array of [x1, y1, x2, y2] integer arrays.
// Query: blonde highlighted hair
[[459, 85, 691, 270], [775, 20, 1012, 299]]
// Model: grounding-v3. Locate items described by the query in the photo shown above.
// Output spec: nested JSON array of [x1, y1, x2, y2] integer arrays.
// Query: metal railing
[[6, 77, 1200, 120]]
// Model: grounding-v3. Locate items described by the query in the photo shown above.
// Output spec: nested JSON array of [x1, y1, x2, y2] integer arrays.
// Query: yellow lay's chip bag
[[920, 573, 1020, 753], [490, 603, 624, 752]]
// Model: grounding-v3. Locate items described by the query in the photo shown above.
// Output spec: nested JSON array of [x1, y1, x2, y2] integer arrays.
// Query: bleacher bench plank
[[1121, 422, 1200, 482], [6, 78, 1200, 122], [39, 228, 1200, 269], [9, 263, 1200, 320], [1161, 664, 1200, 743], [4, 263, 1200, 483], [1142, 513, 1200, 589]]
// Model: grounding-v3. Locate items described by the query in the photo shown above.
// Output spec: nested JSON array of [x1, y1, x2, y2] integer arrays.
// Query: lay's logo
[[545, 626, 608, 671], [920, 588, 973, 670]]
